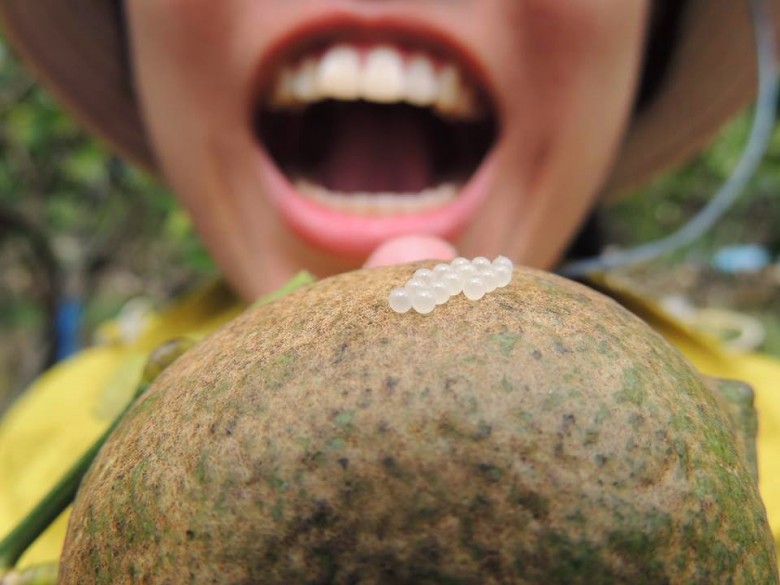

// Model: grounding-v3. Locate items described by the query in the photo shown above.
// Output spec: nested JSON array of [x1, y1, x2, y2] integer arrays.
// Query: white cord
[[558, 0, 779, 279]]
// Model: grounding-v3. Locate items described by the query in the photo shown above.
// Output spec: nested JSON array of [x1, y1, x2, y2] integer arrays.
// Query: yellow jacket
[[1, 274, 779, 567]]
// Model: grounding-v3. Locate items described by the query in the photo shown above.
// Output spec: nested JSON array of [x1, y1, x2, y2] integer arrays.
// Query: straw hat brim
[[0, 0, 775, 198]]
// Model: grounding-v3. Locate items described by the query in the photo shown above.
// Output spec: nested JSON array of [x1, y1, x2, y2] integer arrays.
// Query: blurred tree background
[[0, 37, 215, 406], [0, 36, 779, 407]]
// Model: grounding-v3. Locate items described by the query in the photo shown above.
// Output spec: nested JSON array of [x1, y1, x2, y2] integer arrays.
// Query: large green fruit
[[59, 265, 777, 584]]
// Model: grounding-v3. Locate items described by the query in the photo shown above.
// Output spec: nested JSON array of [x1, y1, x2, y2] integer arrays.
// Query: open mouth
[[254, 42, 499, 218]]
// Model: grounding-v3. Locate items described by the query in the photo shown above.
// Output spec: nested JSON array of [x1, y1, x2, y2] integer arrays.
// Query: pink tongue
[[321, 107, 432, 193]]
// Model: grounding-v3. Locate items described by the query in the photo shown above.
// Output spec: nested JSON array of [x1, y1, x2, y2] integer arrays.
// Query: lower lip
[[259, 150, 497, 258]]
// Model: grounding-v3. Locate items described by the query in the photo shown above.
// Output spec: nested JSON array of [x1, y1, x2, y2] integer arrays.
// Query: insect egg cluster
[[388, 256, 514, 314]]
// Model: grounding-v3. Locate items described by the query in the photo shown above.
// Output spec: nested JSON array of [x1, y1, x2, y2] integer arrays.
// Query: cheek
[[498, 1, 646, 123], [127, 0, 248, 123], [471, 0, 647, 266], [519, 0, 645, 60], [506, 0, 647, 177]]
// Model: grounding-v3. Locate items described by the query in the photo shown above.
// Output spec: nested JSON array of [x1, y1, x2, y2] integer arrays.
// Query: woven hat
[[0, 0, 776, 197]]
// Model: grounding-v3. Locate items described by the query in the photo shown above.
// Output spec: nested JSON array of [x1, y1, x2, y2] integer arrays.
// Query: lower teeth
[[294, 179, 458, 215]]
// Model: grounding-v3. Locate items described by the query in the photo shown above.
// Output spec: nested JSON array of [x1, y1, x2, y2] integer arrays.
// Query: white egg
[[433, 263, 453, 277], [451, 257, 471, 269], [472, 256, 491, 269], [441, 271, 463, 295], [413, 268, 435, 285], [411, 289, 437, 314], [388, 287, 413, 313], [404, 278, 429, 294], [431, 281, 450, 305], [463, 277, 487, 301], [493, 255, 514, 270], [479, 267, 499, 292], [493, 265, 513, 287], [454, 264, 477, 278]]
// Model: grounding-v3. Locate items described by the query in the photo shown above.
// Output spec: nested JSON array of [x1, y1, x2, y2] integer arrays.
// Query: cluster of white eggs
[[389, 256, 514, 315]]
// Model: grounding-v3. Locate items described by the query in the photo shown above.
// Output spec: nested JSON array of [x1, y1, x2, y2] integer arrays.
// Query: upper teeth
[[267, 44, 482, 119]]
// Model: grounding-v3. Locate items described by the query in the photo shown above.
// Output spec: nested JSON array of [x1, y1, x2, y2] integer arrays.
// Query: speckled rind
[[59, 265, 778, 584], [706, 377, 760, 484]]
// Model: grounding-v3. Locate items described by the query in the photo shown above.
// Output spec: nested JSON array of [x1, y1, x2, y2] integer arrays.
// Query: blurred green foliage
[[607, 109, 780, 261], [0, 36, 214, 397], [0, 34, 214, 297]]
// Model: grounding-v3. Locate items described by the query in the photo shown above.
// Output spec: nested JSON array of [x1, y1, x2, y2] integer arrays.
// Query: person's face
[[126, 0, 649, 299]]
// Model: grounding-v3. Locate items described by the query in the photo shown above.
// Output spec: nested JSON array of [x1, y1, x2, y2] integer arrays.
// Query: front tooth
[[375, 193, 399, 215], [295, 179, 323, 202], [404, 54, 438, 106], [434, 66, 481, 119], [348, 194, 372, 213], [429, 183, 456, 206], [361, 46, 405, 103], [292, 58, 319, 102], [435, 65, 461, 115], [316, 45, 361, 100]]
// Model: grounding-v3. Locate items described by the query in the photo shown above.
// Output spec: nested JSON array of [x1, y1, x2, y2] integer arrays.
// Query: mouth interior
[[256, 100, 497, 194]]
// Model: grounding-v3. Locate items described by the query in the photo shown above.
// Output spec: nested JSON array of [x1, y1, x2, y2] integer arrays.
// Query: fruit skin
[[59, 265, 778, 584]]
